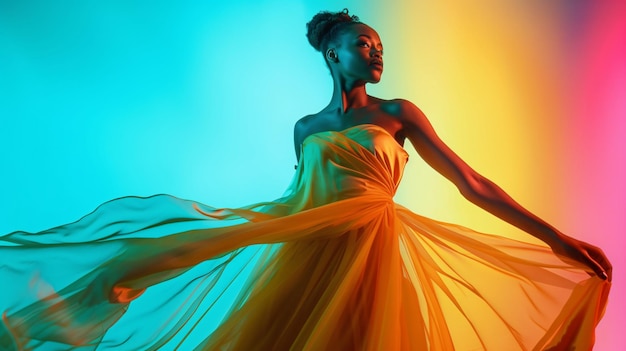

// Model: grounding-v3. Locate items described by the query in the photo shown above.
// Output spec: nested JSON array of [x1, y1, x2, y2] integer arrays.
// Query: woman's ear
[[326, 49, 338, 62]]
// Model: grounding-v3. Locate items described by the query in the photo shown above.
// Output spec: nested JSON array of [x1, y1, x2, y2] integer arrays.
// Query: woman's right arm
[[293, 117, 309, 163], [397, 99, 612, 280]]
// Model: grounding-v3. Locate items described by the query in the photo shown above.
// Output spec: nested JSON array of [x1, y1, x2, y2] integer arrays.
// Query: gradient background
[[1, 0, 623, 349]]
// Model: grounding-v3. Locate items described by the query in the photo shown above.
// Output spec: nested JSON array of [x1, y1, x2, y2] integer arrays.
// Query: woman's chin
[[369, 71, 383, 83]]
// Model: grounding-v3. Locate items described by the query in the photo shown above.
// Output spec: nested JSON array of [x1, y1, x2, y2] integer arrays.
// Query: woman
[[0, 9, 611, 350]]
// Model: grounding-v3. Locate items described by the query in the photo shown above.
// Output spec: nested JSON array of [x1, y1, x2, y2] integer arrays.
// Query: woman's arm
[[293, 116, 312, 163], [398, 100, 612, 281], [294, 119, 305, 163]]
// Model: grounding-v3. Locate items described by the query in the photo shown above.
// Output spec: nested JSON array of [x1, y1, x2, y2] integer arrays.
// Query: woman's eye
[[358, 42, 370, 48]]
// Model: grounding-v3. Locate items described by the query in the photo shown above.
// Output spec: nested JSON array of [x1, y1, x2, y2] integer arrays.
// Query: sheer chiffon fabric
[[0, 124, 610, 350]]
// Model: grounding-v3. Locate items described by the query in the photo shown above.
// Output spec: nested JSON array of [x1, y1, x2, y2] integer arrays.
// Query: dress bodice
[[291, 124, 409, 208]]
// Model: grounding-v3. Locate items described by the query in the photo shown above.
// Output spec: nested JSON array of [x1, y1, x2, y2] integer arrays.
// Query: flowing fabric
[[1, 124, 610, 350]]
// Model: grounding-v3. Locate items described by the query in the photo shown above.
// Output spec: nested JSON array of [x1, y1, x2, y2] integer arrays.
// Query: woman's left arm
[[398, 99, 612, 281]]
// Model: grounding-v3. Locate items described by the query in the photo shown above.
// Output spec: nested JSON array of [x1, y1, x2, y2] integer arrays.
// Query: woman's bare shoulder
[[376, 98, 419, 114], [294, 114, 318, 137], [293, 112, 334, 160], [365, 96, 419, 116], [294, 109, 336, 137], [294, 113, 326, 147], [294, 113, 317, 130]]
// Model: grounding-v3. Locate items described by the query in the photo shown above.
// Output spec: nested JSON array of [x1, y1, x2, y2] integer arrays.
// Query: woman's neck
[[328, 77, 369, 114]]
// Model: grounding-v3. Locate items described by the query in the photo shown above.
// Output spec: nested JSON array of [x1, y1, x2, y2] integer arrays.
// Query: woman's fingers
[[577, 251, 605, 280], [548, 235, 611, 281], [558, 238, 612, 281], [587, 246, 613, 281]]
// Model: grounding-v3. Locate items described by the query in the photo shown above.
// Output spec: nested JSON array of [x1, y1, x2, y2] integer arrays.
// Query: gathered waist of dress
[[333, 175, 397, 202]]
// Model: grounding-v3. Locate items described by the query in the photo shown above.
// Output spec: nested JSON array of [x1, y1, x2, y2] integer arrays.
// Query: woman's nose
[[371, 49, 383, 59]]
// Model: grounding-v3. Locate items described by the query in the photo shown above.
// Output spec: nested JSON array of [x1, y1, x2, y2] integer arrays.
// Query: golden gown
[[0, 124, 610, 350]]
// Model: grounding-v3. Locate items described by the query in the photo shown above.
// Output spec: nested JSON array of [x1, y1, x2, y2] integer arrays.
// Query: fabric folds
[[1, 124, 610, 350]]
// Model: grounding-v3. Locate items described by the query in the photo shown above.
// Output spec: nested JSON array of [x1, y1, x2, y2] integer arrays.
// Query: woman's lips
[[370, 62, 383, 70]]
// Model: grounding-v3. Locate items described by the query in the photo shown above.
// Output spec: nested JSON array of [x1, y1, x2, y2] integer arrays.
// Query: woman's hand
[[549, 234, 612, 281]]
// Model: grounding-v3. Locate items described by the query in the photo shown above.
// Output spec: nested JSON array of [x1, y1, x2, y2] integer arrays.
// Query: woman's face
[[331, 23, 384, 84]]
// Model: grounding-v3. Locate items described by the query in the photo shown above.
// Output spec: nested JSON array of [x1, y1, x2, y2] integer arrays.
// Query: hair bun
[[306, 9, 360, 52]]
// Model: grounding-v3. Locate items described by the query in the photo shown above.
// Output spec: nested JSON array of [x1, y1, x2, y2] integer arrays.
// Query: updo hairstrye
[[306, 8, 361, 53]]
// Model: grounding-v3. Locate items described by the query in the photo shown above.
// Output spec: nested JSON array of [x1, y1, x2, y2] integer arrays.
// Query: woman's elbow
[[458, 172, 487, 202]]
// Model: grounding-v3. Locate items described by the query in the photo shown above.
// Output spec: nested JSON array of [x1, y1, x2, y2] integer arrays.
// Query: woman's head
[[306, 9, 384, 84], [306, 9, 361, 55]]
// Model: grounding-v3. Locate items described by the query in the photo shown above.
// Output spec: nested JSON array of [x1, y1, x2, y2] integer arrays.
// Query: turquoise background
[[1, 1, 376, 233]]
